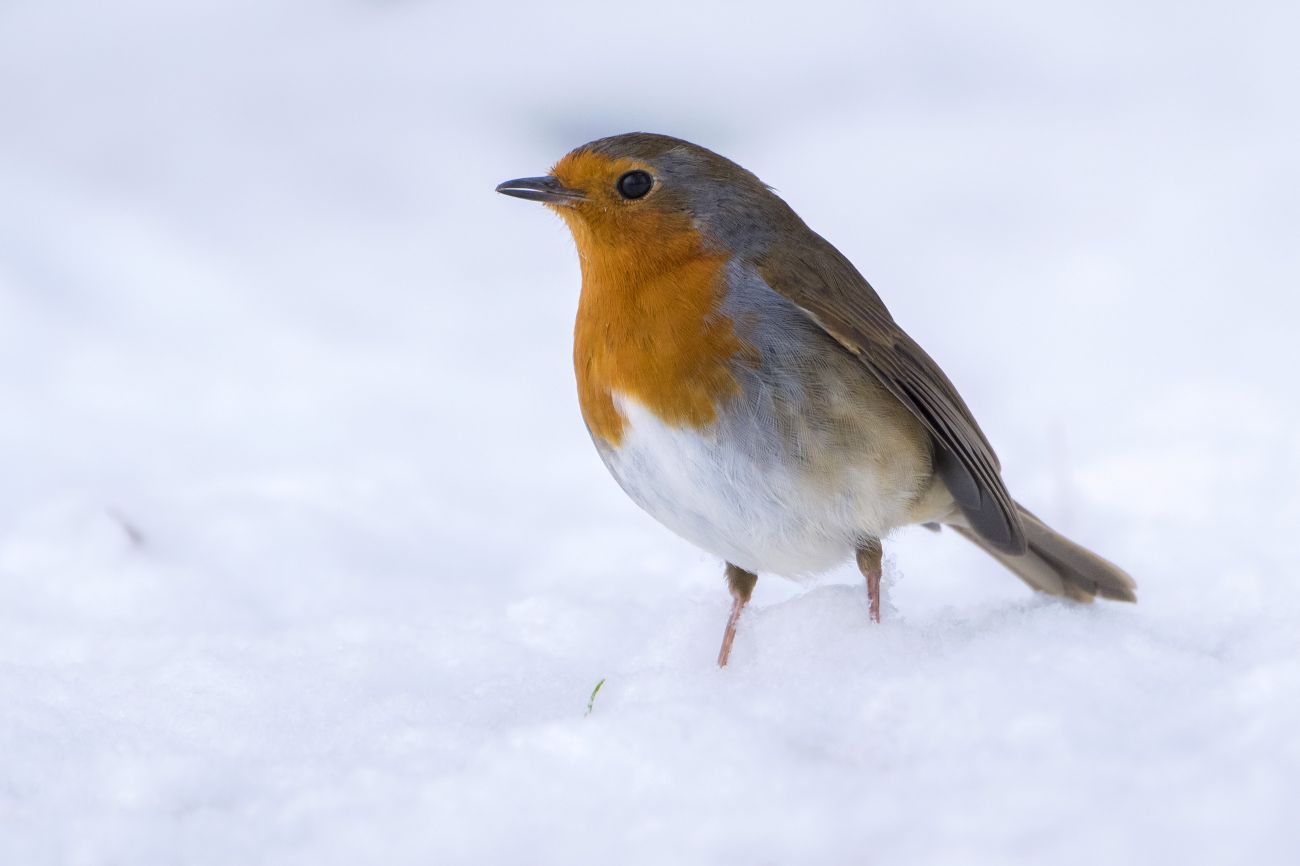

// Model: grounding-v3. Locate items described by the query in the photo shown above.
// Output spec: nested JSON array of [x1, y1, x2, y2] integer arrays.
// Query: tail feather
[[951, 501, 1136, 603]]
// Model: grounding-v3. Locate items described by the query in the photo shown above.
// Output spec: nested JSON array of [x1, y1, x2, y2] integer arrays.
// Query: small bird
[[497, 133, 1135, 667]]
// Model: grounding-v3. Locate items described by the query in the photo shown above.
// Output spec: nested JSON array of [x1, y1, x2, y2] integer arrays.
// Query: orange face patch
[[549, 151, 757, 445]]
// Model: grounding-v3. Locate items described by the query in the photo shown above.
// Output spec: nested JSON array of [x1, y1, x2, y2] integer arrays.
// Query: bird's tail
[[950, 501, 1136, 603]]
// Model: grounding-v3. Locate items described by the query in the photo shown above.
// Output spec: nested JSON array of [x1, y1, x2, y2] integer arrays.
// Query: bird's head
[[497, 133, 789, 270]]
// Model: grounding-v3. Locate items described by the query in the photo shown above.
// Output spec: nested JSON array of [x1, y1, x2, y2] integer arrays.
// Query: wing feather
[[758, 234, 1026, 554]]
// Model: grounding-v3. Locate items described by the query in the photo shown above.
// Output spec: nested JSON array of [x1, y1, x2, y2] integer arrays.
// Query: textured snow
[[2, 1, 1299, 863]]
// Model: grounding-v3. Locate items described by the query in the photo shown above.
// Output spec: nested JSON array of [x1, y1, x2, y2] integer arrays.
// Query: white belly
[[595, 394, 928, 578]]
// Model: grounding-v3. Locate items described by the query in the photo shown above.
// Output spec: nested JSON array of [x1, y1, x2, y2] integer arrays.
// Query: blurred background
[[2, 1, 1298, 863]]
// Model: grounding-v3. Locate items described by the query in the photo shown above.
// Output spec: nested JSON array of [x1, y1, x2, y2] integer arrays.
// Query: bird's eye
[[616, 170, 653, 200]]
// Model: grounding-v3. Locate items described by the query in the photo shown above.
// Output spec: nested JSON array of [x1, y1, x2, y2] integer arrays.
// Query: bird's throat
[[568, 222, 755, 447]]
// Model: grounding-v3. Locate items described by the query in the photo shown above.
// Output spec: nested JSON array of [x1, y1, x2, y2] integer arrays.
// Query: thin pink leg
[[717, 595, 747, 667], [856, 540, 883, 624], [717, 563, 758, 667]]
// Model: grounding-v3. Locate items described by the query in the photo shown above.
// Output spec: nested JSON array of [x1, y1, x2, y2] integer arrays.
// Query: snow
[[2, 0, 1299, 863]]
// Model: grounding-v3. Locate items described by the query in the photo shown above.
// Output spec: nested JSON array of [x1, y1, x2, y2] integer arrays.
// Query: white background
[[2, 1, 1298, 863]]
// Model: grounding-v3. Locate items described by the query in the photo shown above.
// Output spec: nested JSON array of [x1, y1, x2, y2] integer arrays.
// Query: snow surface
[[2, 1, 1299, 863]]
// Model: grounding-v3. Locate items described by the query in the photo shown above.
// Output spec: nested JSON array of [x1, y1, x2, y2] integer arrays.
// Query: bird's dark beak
[[495, 176, 585, 205]]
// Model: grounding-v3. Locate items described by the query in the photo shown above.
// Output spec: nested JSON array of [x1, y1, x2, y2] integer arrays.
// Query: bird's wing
[[757, 234, 1026, 554]]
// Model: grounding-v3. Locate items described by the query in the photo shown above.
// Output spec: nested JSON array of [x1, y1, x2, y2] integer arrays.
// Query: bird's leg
[[856, 539, 883, 624], [717, 563, 758, 668]]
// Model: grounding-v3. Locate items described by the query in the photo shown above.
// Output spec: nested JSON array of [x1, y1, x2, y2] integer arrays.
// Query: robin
[[497, 132, 1135, 667]]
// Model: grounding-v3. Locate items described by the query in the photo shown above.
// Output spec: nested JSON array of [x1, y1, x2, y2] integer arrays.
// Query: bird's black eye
[[616, 170, 653, 200]]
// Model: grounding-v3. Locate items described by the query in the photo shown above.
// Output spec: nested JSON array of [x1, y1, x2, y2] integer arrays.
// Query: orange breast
[[566, 215, 754, 447]]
